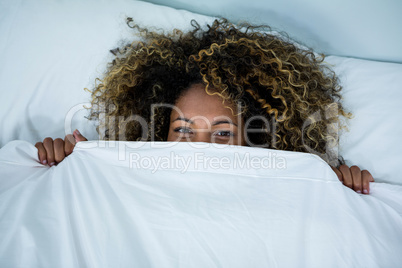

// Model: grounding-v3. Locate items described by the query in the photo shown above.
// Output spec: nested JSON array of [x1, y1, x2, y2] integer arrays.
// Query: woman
[[35, 19, 374, 194]]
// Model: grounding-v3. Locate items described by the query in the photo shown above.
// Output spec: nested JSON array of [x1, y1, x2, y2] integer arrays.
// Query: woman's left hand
[[331, 165, 374, 194]]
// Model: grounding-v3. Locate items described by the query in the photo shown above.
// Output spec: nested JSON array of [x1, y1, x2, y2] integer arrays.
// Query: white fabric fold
[[1, 141, 401, 267]]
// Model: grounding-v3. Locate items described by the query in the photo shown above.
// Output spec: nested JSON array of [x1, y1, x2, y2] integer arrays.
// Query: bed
[[1, 0, 402, 267]]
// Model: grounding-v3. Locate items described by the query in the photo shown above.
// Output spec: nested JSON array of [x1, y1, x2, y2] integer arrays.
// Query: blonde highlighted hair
[[88, 18, 349, 166]]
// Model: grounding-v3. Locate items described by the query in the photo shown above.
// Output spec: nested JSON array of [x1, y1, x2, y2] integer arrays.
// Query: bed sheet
[[1, 141, 402, 267]]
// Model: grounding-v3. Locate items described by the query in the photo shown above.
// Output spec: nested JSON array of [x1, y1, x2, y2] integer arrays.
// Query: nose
[[191, 131, 211, 143]]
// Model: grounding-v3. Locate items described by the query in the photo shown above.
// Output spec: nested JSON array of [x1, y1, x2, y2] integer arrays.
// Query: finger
[[362, 170, 374, 194], [368, 171, 375, 182], [35, 142, 47, 165], [64, 134, 76, 156], [43, 137, 55, 166], [331, 166, 343, 182], [350, 165, 362, 193], [339, 165, 353, 190], [73, 129, 88, 142], [53, 138, 65, 164]]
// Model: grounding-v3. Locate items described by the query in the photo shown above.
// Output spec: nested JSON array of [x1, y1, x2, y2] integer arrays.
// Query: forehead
[[172, 84, 239, 122]]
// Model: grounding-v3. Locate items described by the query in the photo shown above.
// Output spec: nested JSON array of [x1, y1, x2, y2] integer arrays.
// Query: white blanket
[[1, 141, 401, 267]]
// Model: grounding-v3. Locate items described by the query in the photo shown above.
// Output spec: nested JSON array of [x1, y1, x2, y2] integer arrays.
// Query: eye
[[174, 127, 193, 134], [214, 130, 235, 137]]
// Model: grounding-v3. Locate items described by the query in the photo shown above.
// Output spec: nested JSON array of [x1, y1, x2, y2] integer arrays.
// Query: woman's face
[[167, 84, 245, 145]]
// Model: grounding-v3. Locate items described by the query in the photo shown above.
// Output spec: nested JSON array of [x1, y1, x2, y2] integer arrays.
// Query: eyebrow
[[212, 120, 238, 127], [172, 117, 238, 127], [173, 117, 194, 124]]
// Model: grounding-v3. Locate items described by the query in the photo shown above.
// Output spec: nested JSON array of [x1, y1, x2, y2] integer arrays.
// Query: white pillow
[[327, 56, 402, 185], [0, 0, 214, 146]]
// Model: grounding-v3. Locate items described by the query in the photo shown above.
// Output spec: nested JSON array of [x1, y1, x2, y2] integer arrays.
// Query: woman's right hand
[[35, 129, 87, 166]]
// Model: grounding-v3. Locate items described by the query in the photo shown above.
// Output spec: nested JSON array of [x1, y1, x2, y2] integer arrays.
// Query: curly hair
[[88, 18, 350, 167]]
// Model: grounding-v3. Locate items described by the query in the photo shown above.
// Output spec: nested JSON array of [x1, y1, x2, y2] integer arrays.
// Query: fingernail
[[42, 160, 47, 165], [356, 190, 362, 194], [49, 162, 55, 166], [363, 189, 369, 194], [75, 129, 81, 135]]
